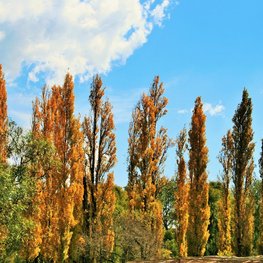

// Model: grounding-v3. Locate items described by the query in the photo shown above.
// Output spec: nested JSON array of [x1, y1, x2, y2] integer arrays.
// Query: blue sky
[[1, 0, 263, 186]]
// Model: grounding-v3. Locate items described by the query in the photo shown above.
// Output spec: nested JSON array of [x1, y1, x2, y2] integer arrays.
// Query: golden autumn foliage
[[31, 87, 61, 261], [175, 128, 189, 257], [232, 89, 255, 256], [52, 73, 84, 262], [127, 76, 170, 258], [187, 97, 210, 257], [0, 65, 8, 256], [31, 74, 84, 262], [0, 65, 7, 163], [2, 63, 263, 261], [82, 75, 117, 262], [217, 130, 233, 256]]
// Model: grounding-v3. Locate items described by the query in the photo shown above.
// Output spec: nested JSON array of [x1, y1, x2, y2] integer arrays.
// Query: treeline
[[0, 64, 262, 262]]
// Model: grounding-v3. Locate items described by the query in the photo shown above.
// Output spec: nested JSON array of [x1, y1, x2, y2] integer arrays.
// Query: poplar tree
[[257, 140, 263, 254], [217, 130, 233, 255], [39, 74, 84, 262], [175, 128, 189, 257], [232, 89, 254, 256], [82, 75, 116, 262], [187, 97, 210, 256], [0, 65, 7, 163], [31, 86, 62, 261], [127, 76, 170, 259]]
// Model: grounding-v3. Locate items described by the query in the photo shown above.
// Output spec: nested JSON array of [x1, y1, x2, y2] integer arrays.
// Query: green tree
[[232, 89, 255, 256], [206, 181, 221, 256], [0, 122, 56, 261], [158, 177, 176, 231], [0, 164, 35, 261], [159, 178, 177, 258]]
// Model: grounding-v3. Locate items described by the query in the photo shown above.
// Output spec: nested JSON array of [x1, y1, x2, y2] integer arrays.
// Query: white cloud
[[0, 31, 5, 41], [0, 0, 172, 85], [203, 103, 225, 116], [177, 109, 188, 114], [9, 110, 32, 129], [150, 0, 170, 26], [109, 87, 145, 124]]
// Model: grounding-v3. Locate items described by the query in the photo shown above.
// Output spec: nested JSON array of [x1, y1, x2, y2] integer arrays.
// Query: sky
[[1, 0, 263, 186]]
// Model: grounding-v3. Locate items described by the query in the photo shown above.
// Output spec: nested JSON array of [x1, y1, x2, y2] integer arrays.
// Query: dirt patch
[[128, 256, 263, 263]]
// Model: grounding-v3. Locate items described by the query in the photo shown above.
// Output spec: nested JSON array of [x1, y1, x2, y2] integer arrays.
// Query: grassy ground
[[128, 255, 263, 263]]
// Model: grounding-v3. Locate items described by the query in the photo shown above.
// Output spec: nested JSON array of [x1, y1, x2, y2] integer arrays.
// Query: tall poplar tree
[[187, 97, 210, 256], [82, 75, 116, 262], [46, 74, 84, 262], [0, 65, 7, 163], [232, 89, 255, 256], [175, 128, 189, 257], [31, 86, 63, 261], [257, 140, 263, 254], [217, 130, 233, 255], [127, 76, 170, 259]]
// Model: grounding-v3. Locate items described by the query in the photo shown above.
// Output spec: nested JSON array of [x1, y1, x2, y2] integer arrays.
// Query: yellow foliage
[[127, 76, 169, 259], [30, 73, 85, 262], [0, 64, 7, 162], [187, 97, 210, 257], [217, 130, 233, 256], [82, 75, 117, 261], [175, 128, 189, 257]]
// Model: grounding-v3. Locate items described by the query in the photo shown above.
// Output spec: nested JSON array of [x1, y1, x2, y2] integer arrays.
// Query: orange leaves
[[127, 76, 170, 258], [82, 75, 116, 261], [187, 96, 210, 256], [217, 131, 233, 256], [175, 128, 189, 257], [0, 65, 7, 162], [29, 72, 85, 262]]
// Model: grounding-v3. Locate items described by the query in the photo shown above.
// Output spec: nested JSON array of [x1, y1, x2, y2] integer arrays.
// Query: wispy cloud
[[203, 103, 225, 116], [8, 91, 35, 106], [177, 102, 225, 117], [149, 0, 171, 26], [109, 88, 145, 124], [9, 110, 32, 129], [0, 31, 5, 41], [0, 0, 172, 85], [177, 109, 188, 114]]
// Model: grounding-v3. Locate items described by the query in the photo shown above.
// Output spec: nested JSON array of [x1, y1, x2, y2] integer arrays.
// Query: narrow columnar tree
[[46, 74, 84, 262], [127, 76, 170, 259], [0, 65, 7, 163], [187, 97, 210, 256], [258, 139, 263, 254], [217, 130, 233, 256], [31, 77, 85, 262], [175, 128, 189, 257], [31, 86, 63, 261], [232, 89, 255, 256], [82, 75, 117, 262]]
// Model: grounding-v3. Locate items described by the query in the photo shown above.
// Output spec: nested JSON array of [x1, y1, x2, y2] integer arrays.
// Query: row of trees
[[0, 64, 262, 262], [0, 67, 117, 262], [172, 90, 259, 257]]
